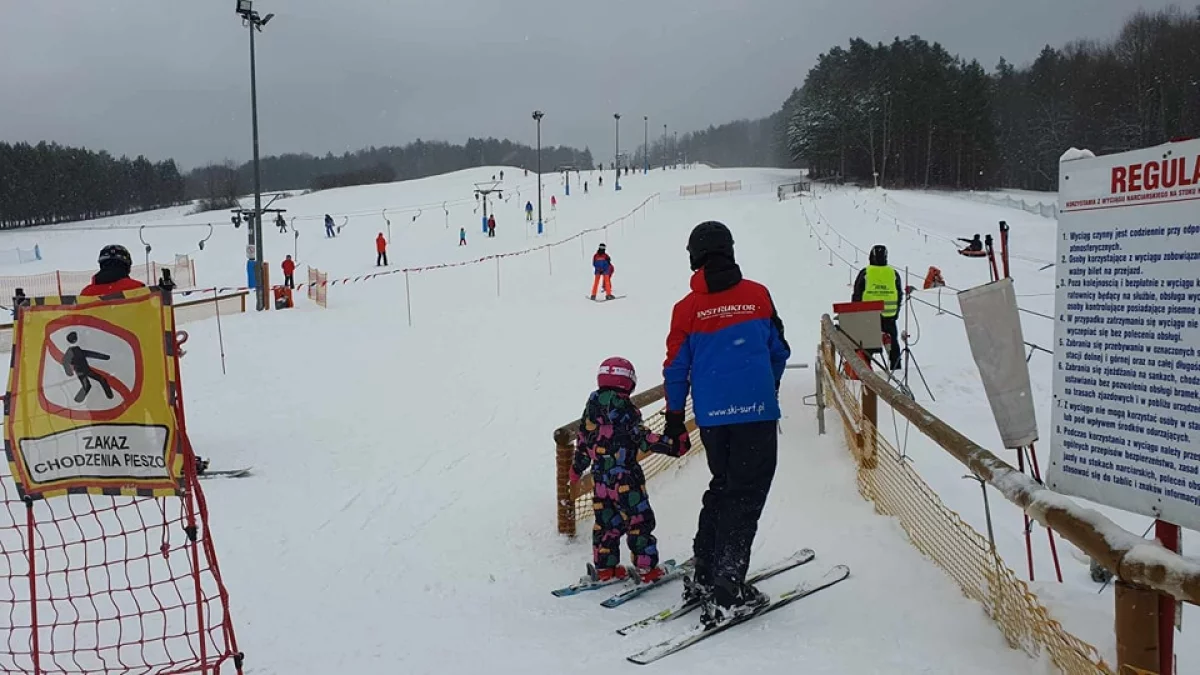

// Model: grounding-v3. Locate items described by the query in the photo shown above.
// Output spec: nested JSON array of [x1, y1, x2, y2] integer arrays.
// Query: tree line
[[0, 136, 595, 227], [635, 115, 790, 170], [786, 5, 1200, 190], [634, 5, 1199, 191], [186, 137, 595, 208], [0, 141, 185, 228]]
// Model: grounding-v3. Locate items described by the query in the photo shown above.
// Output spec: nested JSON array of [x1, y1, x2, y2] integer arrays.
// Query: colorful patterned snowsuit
[[574, 389, 669, 570]]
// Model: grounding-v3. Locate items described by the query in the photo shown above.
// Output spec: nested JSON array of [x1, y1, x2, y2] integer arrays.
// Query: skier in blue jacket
[[590, 244, 615, 300], [661, 220, 790, 626]]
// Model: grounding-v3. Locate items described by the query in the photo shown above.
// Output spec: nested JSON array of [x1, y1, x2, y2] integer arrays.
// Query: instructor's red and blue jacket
[[663, 258, 790, 427]]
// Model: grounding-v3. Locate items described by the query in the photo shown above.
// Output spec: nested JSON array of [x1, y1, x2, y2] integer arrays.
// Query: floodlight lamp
[[261, 13, 274, 25], [236, 0, 253, 15], [532, 110, 543, 121]]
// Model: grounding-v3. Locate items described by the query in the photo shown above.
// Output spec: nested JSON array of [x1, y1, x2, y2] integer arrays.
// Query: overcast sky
[[0, 1, 1181, 169]]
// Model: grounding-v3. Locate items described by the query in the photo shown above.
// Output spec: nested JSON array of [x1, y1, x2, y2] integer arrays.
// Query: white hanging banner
[[958, 277, 1038, 449]]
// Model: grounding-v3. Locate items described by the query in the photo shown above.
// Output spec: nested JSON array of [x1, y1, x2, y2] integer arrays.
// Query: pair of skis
[[552, 547, 849, 664], [197, 467, 253, 480], [550, 558, 691, 606], [627, 562, 850, 665]]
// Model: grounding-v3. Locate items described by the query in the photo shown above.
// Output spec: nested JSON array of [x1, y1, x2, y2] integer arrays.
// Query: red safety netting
[[0, 443, 242, 674]]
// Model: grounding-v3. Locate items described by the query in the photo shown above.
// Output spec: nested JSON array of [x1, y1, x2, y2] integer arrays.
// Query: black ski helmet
[[687, 221, 734, 271], [98, 244, 133, 269], [869, 244, 888, 266]]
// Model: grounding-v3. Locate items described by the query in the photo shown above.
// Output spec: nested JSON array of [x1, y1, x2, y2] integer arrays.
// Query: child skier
[[551, 195, 557, 211], [590, 243, 615, 300], [525, 201, 534, 222], [459, 227, 467, 246], [571, 357, 675, 583]]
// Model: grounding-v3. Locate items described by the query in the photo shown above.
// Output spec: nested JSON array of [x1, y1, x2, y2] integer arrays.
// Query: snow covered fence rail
[[819, 315, 1200, 673], [552, 385, 702, 537]]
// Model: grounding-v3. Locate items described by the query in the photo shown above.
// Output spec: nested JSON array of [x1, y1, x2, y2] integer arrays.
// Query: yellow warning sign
[[4, 288, 183, 499]]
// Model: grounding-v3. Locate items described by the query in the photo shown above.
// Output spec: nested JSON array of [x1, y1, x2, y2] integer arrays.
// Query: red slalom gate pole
[[1026, 443, 1063, 583], [999, 221, 1011, 279], [1157, 519, 1179, 675], [1018, 449, 1034, 581]]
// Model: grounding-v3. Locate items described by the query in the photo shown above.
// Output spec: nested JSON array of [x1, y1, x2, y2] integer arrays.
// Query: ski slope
[[0, 166, 1172, 673]]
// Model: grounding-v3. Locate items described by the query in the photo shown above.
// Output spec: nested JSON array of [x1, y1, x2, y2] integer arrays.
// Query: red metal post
[[1157, 519, 1179, 675], [26, 499, 41, 675], [999, 221, 1011, 279], [1018, 450, 1034, 581], [1027, 443, 1064, 582]]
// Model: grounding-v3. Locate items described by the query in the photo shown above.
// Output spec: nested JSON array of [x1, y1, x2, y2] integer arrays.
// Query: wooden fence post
[[1115, 581, 1160, 674], [554, 428, 576, 537], [860, 385, 878, 469]]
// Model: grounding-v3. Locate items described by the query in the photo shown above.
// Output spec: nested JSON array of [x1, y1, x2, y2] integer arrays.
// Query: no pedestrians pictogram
[[38, 315, 143, 422]]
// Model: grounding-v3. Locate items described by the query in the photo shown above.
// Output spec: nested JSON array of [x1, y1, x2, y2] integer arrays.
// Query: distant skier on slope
[[459, 227, 467, 246], [376, 232, 389, 266], [325, 214, 336, 238], [551, 195, 557, 211], [590, 243, 615, 300], [661, 221, 791, 626], [571, 357, 676, 584], [281, 255, 296, 289], [525, 201, 534, 222]]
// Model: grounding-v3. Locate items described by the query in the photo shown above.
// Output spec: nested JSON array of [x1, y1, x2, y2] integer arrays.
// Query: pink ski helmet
[[597, 357, 637, 393]]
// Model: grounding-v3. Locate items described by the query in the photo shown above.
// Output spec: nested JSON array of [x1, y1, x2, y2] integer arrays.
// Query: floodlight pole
[[663, 124, 668, 170], [643, 116, 649, 175], [238, 1, 272, 311], [533, 110, 544, 236], [614, 113, 621, 191]]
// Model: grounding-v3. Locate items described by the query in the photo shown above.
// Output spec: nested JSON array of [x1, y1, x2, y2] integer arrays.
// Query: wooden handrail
[[821, 314, 1200, 605]]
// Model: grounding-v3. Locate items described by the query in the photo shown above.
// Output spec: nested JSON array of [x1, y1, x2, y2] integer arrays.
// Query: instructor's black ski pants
[[694, 420, 778, 586]]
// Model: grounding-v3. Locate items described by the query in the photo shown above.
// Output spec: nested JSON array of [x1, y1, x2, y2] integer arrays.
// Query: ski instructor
[[660, 221, 790, 625]]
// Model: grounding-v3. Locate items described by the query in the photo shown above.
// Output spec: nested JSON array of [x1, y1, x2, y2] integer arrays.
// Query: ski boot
[[195, 456, 209, 475], [589, 294, 597, 301], [632, 563, 669, 585], [605, 294, 616, 301], [681, 567, 714, 605], [701, 578, 769, 627], [591, 565, 629, 583]]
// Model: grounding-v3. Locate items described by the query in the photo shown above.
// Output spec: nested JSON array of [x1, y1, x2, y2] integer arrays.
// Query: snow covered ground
[[0, 166, 1185, 673]]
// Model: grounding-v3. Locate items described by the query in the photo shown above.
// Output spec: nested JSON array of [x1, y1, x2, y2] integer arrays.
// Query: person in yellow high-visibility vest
[[852, 244, 903, 370]]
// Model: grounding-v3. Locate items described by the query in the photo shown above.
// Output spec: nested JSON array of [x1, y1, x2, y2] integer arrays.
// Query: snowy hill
[[0, 167, 1189, 673]]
